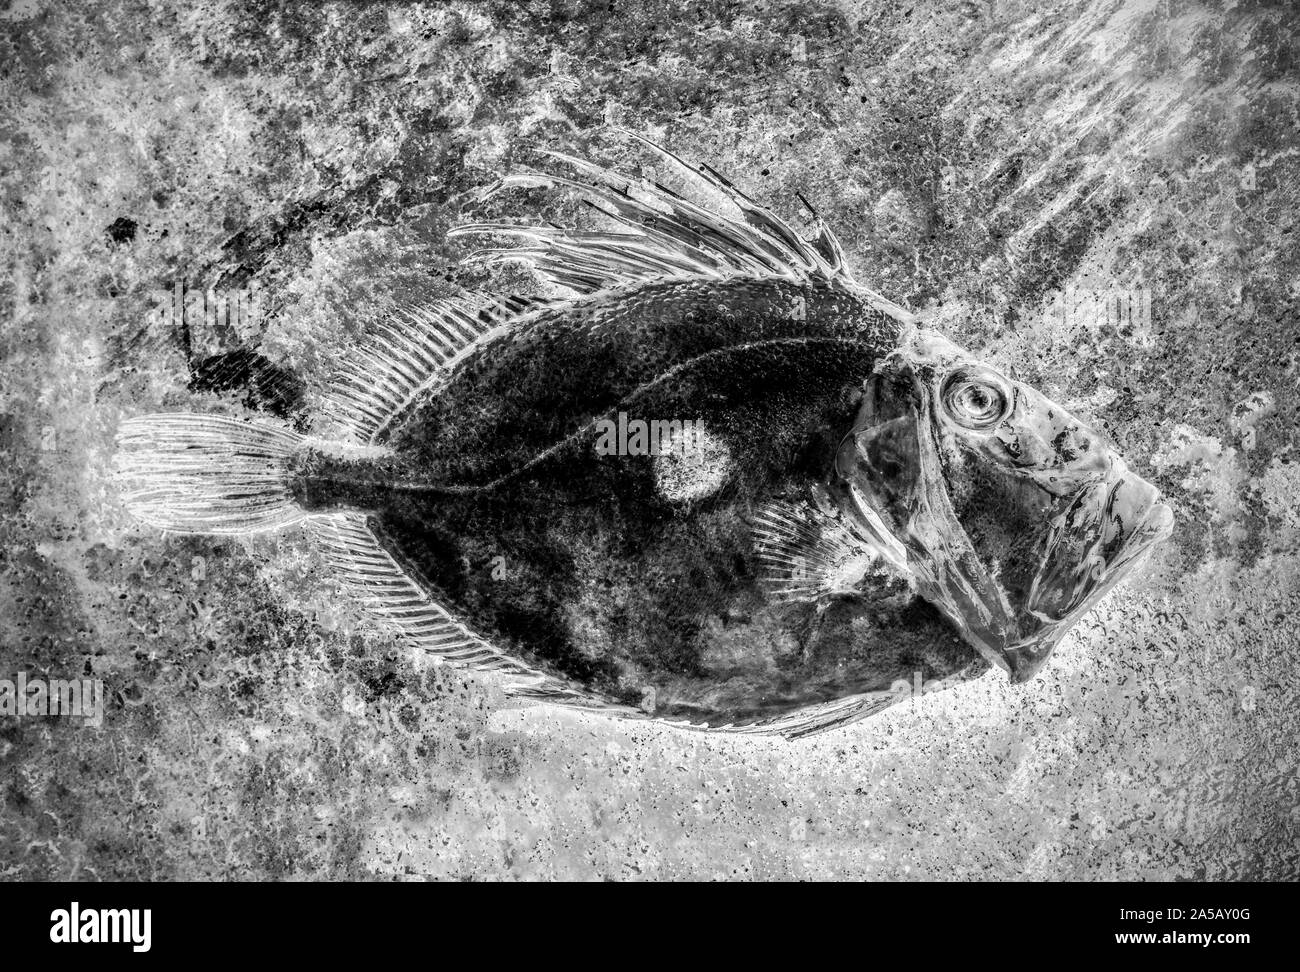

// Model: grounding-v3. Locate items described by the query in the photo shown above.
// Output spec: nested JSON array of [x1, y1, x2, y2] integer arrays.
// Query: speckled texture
[[2, 0, 1297, 880]]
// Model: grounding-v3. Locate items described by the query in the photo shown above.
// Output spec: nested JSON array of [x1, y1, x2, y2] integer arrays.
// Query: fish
[[114, 133, 1173, 737]]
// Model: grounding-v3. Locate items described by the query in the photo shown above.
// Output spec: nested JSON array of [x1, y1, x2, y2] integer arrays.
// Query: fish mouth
[[1003, 470, 1174, 682], [834, 343, 1173, 684]]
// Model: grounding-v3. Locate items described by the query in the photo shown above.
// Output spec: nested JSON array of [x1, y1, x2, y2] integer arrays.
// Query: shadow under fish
[[115, 132, 1172, 737]]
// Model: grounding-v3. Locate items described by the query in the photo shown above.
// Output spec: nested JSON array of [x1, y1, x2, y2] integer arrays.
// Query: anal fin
[[308, 511, 605, 706], [676, 690, 903, 738], [306, 511, 911, 739]]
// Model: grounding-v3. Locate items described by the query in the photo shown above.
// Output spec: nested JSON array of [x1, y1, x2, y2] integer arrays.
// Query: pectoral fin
[[751, 499, 905, 604]]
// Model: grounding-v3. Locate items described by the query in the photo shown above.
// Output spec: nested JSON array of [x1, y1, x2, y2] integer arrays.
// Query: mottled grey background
[[2, 0, 1297, 880]]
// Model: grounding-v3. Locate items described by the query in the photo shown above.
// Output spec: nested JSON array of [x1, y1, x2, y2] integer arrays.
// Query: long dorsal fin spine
[[466, 146, 832, 286], [617, 132, 828, 273]]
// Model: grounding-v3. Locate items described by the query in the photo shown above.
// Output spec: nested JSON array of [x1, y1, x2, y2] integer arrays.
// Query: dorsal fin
[[449, 135, 840, 288], [325, 135, 912, 445], [449, 130, 915, 324], [321, 294, 558, 445]]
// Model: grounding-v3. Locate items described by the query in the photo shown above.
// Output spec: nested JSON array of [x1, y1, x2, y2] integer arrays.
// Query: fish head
[[834, 329, 1173, 683]]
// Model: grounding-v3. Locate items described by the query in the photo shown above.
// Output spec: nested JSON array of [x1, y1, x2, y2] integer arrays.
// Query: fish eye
[[940, 368, 1011, 432]]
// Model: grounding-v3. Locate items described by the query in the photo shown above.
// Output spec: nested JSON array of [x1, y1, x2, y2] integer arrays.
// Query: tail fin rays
[[114, 414, 307, 534]]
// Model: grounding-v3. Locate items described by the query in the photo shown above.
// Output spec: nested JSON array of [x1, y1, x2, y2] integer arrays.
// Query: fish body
[[116, 134, 1170, 736], [291, 276, 977, 724]]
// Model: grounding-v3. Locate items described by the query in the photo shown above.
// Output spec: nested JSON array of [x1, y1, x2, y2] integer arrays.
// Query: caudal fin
[[114, 414, 307, 534]]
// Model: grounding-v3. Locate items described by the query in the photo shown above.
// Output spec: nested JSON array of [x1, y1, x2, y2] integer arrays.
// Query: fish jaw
[[833, 331, 1174, 683], [1006, 466, 1174, 682]]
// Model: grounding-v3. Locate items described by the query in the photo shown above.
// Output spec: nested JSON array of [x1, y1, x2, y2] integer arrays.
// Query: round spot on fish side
[[653, 424, 731, 502]]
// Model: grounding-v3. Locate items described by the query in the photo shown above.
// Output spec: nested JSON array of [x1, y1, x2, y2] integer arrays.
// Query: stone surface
[[1, 0, 1297, 880]]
